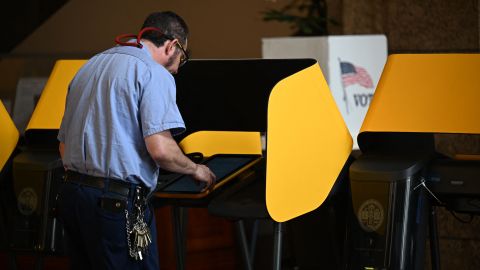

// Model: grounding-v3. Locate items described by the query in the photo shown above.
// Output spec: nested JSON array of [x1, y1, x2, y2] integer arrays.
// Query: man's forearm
[[155, 142, 198, 175], [145, 131, 197, 175]]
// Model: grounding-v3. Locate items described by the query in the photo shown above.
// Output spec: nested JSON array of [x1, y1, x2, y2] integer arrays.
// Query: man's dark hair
[[141, 11, 189, 47]]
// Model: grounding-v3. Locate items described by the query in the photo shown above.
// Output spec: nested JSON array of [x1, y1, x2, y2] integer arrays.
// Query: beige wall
[[2, 0, 479, 102], [12, 0, 479, 58], [12, 0, 293, 58], [343, 0, 480, 52]]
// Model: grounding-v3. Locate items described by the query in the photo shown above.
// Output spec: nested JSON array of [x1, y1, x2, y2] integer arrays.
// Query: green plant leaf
[[261, 0, 330, 36]]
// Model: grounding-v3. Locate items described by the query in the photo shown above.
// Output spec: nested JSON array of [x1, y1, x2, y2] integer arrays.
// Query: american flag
[[340, 61, 374, 89]]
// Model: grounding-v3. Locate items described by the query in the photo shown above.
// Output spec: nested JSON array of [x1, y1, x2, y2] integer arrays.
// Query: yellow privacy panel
[[179, 131, 262, 157], [26, 60, 86, 132], [267, 63, 352, 222], [361, 54, 480, 135], [0, 101, 19, 171]]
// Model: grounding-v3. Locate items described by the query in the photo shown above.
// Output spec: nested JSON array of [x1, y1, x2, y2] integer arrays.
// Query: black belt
[[65, 171, 134, 198]]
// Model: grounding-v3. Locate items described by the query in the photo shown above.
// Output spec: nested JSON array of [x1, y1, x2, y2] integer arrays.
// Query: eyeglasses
[[175, 41, 189, 67]]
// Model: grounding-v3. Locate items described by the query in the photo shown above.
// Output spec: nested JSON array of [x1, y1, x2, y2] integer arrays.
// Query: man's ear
[[164, 39, 178, 57]]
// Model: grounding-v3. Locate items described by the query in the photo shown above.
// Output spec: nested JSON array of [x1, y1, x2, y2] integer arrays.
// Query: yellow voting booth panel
[[361, 54, 480, 135], [266, 63, 352, 222], [350, 54, 480, 269], [0, 101, 19, 171], [26, 60, 86, 133], [179, 131, 262, 157]]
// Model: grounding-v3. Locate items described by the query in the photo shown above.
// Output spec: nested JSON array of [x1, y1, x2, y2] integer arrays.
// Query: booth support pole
[[429, 206, 441, 270]]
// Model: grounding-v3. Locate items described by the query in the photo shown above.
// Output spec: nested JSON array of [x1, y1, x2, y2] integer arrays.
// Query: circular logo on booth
[[357, 199, 384, 232], [17, 188, 38, 215]]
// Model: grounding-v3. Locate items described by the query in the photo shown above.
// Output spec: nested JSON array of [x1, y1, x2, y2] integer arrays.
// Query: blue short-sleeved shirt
[[58, 43, 185, 191]]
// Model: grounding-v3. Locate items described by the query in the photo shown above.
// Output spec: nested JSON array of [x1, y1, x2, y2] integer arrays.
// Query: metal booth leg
[[172, 206, 188, 270], [236, 220, 254, 270], [272, 222, 284, 270], [429, 206, 441, 270]]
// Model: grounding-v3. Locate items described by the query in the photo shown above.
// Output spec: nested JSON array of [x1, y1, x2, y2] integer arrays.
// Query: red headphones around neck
[[114, 27, 173, 48]]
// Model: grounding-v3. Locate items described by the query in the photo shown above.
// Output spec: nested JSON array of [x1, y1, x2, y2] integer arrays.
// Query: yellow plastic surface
[[0, 101, 19, 171], [361, 54, 480, 135], [179, 131, 262, 157], [266, 63, 352, 222], [26, 60, 86, 132]]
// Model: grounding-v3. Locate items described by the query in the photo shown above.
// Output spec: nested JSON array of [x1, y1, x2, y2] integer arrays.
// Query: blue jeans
[[57, 181, 159, 270]]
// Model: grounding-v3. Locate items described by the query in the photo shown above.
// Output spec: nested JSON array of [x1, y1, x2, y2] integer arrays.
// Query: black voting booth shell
[[174, 59, 316, 139]]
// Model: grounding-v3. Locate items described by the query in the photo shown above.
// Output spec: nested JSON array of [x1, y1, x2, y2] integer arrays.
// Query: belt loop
[[130, 183, 137, 198], [104, 177, 110, 193]]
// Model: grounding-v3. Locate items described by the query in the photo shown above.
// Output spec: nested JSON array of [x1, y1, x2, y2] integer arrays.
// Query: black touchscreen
[[160, 155, 259, 193]]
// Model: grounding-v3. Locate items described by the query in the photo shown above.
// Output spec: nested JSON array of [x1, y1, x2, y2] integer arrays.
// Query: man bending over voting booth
[[349, 54, 480, 270], [18, 57, 354, 270]]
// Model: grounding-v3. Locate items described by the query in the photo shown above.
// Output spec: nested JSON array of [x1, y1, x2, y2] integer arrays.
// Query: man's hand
[[192, 164, 216, 191]]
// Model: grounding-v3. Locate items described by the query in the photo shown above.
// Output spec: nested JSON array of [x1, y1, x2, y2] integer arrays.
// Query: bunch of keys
[[132, 218, 152, 260], [126, 186, 152, 261]]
